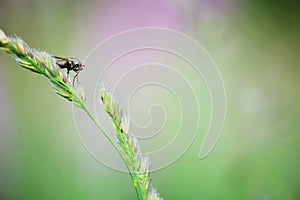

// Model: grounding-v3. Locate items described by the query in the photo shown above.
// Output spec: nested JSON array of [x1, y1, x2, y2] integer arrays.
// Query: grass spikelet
[[1, 28, 163, 200], [0, 29, 85, 107], [100, 86, 163, 200]]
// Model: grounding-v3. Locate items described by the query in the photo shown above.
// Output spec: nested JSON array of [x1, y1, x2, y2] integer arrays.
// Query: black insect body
[[54, 56, 85, 85]]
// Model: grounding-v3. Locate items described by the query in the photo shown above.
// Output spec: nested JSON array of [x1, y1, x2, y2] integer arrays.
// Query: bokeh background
[[0, 0, 300, 199]]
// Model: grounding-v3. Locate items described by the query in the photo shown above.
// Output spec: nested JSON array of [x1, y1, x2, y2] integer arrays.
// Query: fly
[[53, 56, 85, 85]]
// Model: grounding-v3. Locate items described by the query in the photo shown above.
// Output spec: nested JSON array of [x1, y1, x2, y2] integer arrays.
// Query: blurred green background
[[0, 0, 300, 199]]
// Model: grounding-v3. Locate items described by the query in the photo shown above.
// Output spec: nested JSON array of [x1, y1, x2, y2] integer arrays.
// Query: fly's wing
[[53, 56, 70, 69], [53, 56, 64, 59]]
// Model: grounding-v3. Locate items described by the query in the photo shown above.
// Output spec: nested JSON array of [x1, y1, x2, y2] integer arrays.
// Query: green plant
[[0, 29, 162, 200]]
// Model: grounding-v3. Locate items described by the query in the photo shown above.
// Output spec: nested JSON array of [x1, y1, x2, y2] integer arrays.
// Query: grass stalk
[[80, 103, 142, 199], [0, 28, 162, 200], [100, 87, 163, 200]]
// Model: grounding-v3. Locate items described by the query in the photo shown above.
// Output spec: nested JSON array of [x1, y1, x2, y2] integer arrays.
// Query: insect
[[53, 56, 85, 85]]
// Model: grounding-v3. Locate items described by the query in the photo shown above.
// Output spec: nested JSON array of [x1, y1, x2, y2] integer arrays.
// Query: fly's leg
[[73, 72, 80, 86]]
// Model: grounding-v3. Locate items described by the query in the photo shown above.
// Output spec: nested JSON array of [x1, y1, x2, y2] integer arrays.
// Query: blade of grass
[[0, 28, 162, 200]]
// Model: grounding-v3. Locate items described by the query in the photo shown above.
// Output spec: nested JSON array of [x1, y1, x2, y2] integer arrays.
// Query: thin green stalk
[[0, 28, 162, 200], [80, 103, 143, 200], [100, 87, 163, 200]]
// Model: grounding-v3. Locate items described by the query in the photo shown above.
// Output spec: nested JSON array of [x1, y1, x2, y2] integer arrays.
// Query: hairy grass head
[[100, 86, 163, 200], [0, 29, 85, 108], [1, 28, 163, 200]]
